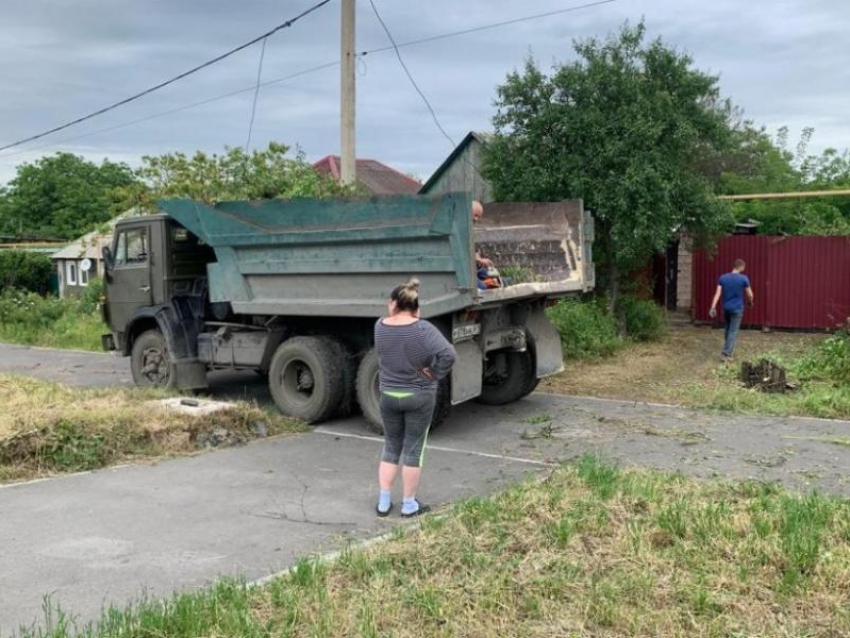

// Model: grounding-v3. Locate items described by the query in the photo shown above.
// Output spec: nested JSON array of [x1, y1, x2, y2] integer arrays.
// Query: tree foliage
[[484, 22, 734, 306], [115, 142, 353, 212], [0, 250, 53, 295], [719, 126, 850, 235], [0, 153, 136, 240]]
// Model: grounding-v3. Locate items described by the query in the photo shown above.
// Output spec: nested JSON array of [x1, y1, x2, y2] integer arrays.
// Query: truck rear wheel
[[519, 338, 541, 398], [328, 339, 358, 418], [476, 349, 534, 406], [355, 349, 451, 435], [268, 336, 345, 423], [131, 329, 177, 389]]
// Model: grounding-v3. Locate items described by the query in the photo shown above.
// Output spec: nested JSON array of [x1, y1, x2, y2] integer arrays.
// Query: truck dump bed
[[157, 194, 592, 319]]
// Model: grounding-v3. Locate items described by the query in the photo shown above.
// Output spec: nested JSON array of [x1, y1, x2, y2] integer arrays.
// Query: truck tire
[[519, 339, 541, 398], [268, 336, 345, 423], [355, 350, 383, 434], [328, 339, 358, 418], [131, 329, 177, 389], [476, 349, 534, 406], [355, 349, 452, 435], [521, 375, 541, 397]]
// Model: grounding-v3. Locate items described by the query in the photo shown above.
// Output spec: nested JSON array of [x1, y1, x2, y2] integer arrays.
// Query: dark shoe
[[376, 503, 393, 518], [401, 504, 431, 518]]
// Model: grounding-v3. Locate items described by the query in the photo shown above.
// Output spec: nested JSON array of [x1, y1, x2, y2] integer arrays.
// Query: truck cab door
[[107, 223, 153, 337]]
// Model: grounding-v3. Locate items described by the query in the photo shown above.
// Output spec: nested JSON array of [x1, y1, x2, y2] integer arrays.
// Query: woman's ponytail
[[391, 278, 420, 312]]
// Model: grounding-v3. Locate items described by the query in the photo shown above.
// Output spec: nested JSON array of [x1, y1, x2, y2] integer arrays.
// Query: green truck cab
[[101, 194, 594, 429]]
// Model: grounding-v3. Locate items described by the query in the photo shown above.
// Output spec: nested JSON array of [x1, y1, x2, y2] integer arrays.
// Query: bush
[[797, 331, 850, 384], [547, 299, 622, 359], [0, 251, 53, 295], [621, 296, 667, 342], [0, 289, 104, 351], [81, 277, 104, 313]]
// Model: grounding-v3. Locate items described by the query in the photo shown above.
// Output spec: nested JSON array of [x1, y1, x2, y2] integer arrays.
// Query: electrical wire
[[245, 37, 268, 153], [363, 0, 617, 57], [0, 61, 340, 160], [0, 0, 334, 152], [367, 0, 457, 148], [0, 0, 617, 160], [368, 0, 488, 190]]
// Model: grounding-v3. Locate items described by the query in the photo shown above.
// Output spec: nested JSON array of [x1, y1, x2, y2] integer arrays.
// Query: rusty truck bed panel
[[474, 200, 594, 304]]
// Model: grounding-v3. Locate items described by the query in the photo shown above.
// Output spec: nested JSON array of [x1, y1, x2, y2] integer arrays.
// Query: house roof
[[51, 209, 140, 261], [0, 241, 66, 254], [419, 131, 492, 194], [313, 155, 421, 195]]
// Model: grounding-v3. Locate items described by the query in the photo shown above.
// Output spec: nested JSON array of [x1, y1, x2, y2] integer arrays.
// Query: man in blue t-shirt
[[709, 258, 754, 360]]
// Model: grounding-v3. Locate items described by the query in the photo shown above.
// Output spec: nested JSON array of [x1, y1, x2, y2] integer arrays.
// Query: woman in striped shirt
[[374, 279, 457, 517]]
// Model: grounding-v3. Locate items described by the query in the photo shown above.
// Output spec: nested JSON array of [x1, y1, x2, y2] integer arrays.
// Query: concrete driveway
[[3, 343, 850, 633]]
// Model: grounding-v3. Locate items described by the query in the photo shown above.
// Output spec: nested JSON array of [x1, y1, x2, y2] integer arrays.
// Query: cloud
[[0, 0, 847, 185]]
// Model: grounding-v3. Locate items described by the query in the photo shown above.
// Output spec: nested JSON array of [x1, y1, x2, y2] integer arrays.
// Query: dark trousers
[[380, 389, 436, 468], [723, 310, 743, 357]]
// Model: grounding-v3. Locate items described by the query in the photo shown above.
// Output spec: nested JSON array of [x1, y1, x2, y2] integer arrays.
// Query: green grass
[[0, 289, 104, 351], [680, 336, 850, 419], [20, 457, 850, 637], [0, 375, 304, 482]]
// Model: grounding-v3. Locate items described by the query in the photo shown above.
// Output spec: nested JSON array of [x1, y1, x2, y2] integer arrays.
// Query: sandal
[[401, 504, 431, 518]]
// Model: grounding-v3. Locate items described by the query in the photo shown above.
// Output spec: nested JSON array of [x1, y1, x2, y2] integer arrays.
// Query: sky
[[0, 0, 848, 186]]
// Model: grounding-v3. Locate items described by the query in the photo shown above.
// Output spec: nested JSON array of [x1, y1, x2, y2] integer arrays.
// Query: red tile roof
[[313, 155, 421, 195]]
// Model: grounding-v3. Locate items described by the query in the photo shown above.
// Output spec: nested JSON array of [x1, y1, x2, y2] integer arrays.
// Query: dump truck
[[101, 194, 594, 430]]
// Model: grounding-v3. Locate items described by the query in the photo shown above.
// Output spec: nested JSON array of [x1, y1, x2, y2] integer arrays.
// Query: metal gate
[[692, 236, 850, 329]]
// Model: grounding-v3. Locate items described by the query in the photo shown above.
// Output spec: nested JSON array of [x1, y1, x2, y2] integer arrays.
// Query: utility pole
[[340, 0, 356, 186]]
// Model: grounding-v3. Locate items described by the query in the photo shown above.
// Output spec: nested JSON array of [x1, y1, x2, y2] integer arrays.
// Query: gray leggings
[[380, 389, 436, 468]]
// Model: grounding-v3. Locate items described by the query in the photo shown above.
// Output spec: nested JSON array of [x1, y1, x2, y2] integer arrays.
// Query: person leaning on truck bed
[[709, 258, 754, 362], [374, 279, 457, 518], [472, 200, 492, 270]]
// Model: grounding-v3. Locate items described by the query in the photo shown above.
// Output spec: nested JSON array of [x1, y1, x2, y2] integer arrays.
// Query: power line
[[0, 63, 340, 161], [367, 0, 457, 148], [363, 0, 618, 57], [0, 0, 617, 160], [0, 0, 334, 153], [245, 37, 269, 153], [368, 0, 488, 190]]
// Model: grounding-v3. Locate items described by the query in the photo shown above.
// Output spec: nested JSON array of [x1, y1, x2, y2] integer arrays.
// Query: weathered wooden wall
[[421, 138, 493, 203]]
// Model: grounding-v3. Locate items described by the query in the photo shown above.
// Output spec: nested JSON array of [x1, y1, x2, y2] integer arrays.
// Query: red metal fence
[[692, 236, 850, 329]]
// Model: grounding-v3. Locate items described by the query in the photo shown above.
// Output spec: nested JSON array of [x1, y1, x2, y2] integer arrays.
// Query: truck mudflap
[[524, 305, 565, 378], [451, 341, 483, 404]]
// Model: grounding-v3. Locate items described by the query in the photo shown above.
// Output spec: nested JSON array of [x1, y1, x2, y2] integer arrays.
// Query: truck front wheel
[[355, 349, 451, 435], [476, 349, 535, 406], [131, 329, 177, 389], [268, 336, 345, 423]]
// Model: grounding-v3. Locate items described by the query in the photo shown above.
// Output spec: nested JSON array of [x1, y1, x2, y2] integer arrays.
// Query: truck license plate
[[452, 323, 481, 342]]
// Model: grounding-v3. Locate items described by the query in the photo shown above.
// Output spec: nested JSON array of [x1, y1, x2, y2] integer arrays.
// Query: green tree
[[115, 142, 353, 211], [719, 126, 850, 235], [484, 22, 734, 318], [0, 153, 136, 240]]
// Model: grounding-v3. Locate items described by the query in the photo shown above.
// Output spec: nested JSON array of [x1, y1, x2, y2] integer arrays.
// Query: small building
[[50, 226, 112, 297], [50, 213, 143, 298], [313, 155, 421, 195], [419, 131, 494, 203]]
